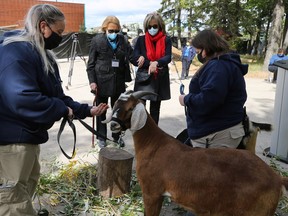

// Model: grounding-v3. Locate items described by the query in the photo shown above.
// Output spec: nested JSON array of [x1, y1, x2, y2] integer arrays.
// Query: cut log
[[97, 147, 134, 198]]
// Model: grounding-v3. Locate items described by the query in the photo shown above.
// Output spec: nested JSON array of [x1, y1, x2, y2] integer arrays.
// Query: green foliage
[[158, 0, 286, 56]]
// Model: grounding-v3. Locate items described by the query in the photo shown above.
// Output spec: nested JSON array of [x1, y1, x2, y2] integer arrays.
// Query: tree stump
[[97, 147, 134, 198]]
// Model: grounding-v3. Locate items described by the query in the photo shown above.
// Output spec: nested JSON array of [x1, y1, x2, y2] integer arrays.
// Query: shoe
[[98, 140, 107, 148], [114, 137, 125, 148], [38, 209, 49, 216]]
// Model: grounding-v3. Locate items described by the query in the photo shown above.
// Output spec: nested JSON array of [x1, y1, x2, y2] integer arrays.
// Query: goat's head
[[102, 90, 157, 133]]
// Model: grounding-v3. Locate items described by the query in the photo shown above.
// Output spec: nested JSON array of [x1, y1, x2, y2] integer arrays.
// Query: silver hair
[[143, 12, 166, 35], [3, 4, 65, 74]]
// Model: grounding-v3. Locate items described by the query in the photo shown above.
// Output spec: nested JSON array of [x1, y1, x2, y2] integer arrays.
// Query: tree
[[282, 1, 288, 51], [263, 0, 285, 71], [159, 0, 183, 48]]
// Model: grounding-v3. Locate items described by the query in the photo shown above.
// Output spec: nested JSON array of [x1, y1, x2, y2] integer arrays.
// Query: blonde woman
[[86, 16, 132, 148], [0, 4, 108, 215]]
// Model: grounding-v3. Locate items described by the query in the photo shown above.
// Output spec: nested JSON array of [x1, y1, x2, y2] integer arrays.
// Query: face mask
[[148, 27, 159, 36], [107, 33, 117, 41], [44, 31, 62, 50], [197, 49, 206, 64]]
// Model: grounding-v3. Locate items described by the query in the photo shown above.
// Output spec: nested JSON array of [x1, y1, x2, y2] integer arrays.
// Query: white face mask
[[148, 27, 159, 36]]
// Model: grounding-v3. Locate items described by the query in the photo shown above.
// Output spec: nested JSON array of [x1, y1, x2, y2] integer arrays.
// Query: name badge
[[112, 59, 120, 68]]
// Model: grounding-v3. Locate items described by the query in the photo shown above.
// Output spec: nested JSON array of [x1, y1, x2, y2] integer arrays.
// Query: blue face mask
[[148, 27, 159, 36], [107, 33, 117, 41]]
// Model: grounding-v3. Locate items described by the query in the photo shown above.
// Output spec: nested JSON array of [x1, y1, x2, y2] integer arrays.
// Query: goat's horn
[[131, 91, 158, 100], [101, 112, 112, 124]]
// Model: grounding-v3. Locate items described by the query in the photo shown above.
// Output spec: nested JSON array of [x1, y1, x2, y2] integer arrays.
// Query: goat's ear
[[131, 103, 147, 133]]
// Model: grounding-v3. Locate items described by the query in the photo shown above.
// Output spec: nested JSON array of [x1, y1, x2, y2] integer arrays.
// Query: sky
[[51, 0, 163, 29]]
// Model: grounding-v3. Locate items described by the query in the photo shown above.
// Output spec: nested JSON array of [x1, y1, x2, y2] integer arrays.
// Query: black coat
[[132, 35, 172, 101], [86, 33, 132, 97]]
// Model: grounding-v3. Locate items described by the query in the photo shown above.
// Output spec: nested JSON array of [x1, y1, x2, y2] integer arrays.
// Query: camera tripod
[[66, 33, 87, 90]]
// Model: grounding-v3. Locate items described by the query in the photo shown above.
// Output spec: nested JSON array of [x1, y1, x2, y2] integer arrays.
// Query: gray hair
[[143, 12, 166, 35], [3, 4, 65, 74]]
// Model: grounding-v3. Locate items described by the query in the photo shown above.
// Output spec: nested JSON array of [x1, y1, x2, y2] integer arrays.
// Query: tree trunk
[[282, 13, 288, 53], [263, 0, 285, 71], [97, 147, 134, 198], [176, 7, 182, 49]]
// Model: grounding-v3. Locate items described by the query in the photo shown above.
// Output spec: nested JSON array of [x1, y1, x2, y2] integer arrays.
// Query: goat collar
[[131, 103, 147, 134]]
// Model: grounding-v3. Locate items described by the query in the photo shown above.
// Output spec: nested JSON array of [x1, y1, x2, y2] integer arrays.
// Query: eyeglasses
[[148, 24, 158, 29], [107, 29, 120, 33]]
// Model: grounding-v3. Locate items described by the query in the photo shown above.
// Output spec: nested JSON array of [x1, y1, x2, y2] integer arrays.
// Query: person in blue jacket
[[179, 29, 247, 149], [0, 4, 108, 216], [178, 29, 247, 216], [268, 48, 288, 82], [181, 39, 196, 79]]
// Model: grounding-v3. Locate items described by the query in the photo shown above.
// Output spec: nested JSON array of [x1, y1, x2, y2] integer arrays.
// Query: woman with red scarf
[[132, 12, 172, 124]]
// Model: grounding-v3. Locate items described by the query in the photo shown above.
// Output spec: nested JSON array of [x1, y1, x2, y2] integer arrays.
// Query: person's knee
[[268, 65, 277, 73]]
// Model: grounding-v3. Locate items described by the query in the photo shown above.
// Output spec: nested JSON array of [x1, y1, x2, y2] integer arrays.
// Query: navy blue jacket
[[184, 53, 248, 139], [0, 31, 91, 144]]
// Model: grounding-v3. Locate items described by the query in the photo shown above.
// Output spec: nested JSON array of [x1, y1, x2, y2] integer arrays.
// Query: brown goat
[[105, 90, 288, 216]]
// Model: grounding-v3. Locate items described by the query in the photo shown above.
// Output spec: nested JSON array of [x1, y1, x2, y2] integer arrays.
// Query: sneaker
[[115, 137, 125, 148], [98, 140, 107, 148]]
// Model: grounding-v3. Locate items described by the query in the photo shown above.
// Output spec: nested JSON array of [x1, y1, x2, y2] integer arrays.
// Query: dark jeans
[[96, 94, 121, 141], [268, 65, 278, 81], [181, 58, 192, 78], [142, 100, 161, 125]]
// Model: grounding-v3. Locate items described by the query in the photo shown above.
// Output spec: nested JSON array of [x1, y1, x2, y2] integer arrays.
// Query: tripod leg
[[76, 41, 87, 66], [66, 41, 77, 89]]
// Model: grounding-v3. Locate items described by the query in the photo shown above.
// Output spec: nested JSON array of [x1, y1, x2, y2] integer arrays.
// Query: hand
[[137, 56, 145, 68], [90, 83, 97, 92], [148, 61, 158, 74], [179, 95, 186, 106], [90, 103, 109, 116]]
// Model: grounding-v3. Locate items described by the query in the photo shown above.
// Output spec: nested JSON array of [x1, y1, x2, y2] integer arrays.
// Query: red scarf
[[145, 31, 166, 61]]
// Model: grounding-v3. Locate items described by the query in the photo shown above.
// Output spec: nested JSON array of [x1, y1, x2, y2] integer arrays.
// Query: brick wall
[[0, 0, 84, 33]]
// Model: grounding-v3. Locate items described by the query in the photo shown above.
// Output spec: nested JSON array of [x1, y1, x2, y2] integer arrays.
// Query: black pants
[[268, 65, 278, 81], [142, 100, 161, 125], [96, 94, 121, 141]]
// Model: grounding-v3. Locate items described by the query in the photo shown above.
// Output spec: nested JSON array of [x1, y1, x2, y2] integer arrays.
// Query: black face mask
[[44, 31, 62, 50], [197, 49, 206, 64]]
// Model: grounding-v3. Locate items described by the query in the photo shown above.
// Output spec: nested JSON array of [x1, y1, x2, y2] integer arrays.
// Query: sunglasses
[[107, 29, 120, 33], [148, 24, 158, 29]]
